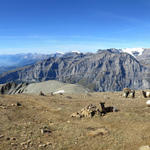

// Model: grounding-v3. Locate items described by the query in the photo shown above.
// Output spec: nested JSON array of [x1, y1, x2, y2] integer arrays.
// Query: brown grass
[[0, 91, 150, 150]]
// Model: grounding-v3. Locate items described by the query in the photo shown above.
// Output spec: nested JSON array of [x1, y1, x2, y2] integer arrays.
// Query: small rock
[[71, 112, 81, 118], [16, 102, 22, 106], [0, 135, 4, 138], [41, 126, 51, 134], [11, 104, 16, 106], [11, 143, 18, 146], [0, 106, 6, 109], [67, 120, 70, 123], [46, 142, 52, 145], [88, 128, 109, 137], [57, 107, 62, 111], [20, 142, 27, 146], [11, 137, 16, 141], [27, 139, 31, 144], [21, 140, 32, 148], [39, 144, 47, 148], [30, 142, 33, 146], [66, 96, 72, 99], [6, 137, 10, 140], [24, 145, 28, 149]]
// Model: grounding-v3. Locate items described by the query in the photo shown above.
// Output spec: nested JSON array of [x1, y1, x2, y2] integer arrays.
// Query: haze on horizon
[[0, 0, 150, 54]]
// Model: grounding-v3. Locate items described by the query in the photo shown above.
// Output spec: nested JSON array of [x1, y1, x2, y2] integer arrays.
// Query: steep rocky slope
[[122, 48, 150, 67], [136, 48, 150, 65], [0, 50, 149, 91], [0, 82, 29, 94]]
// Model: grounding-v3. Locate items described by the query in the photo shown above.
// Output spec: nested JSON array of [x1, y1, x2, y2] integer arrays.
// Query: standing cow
[[123, 88, 135, 98], [142, 90, 150, 98]]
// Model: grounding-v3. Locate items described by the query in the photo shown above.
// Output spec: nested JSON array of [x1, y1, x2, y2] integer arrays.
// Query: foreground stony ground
[[0, 91, 150, 150]]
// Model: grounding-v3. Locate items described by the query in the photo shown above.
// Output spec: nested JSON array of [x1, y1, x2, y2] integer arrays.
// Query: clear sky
[[0, 0, 150, 54]]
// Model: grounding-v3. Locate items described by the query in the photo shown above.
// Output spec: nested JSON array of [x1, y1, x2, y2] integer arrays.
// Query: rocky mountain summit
[[0, 49, 149, 91], [121, 48, 150, 66]]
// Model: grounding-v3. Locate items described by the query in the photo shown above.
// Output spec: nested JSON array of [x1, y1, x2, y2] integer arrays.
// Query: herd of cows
[[123, 88, 150, 98]]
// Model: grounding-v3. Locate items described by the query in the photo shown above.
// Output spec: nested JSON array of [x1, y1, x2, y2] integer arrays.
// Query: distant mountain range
[[0, 53, 50, 74], [0, 52, 67, 74], [0, 53, 51, 66], [0, 49, 150, 91], [0, 51, 83, 74]]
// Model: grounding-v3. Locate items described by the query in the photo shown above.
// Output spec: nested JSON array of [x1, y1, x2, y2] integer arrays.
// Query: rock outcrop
[[71, 104, 101, 118], [71, 102, 118, 118], [0, 82, 28, 94]]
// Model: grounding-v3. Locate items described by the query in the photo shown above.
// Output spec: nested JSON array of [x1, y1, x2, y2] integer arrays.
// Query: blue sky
[[0, 0, 150, 54]]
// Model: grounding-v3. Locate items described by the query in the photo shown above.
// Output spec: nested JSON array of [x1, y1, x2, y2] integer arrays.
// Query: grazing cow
[[142, 90, 150, 98], [123, 88, 135, 98]]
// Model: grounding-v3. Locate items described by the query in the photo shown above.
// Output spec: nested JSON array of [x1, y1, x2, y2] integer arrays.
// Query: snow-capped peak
[[71, 50, 81, 54], [122, 48, 144, 57]]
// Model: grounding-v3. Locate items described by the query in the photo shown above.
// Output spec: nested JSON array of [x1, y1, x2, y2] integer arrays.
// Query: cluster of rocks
[[71, 103, 118, 118], [40, 126, 51, 134], [0, 103, 7, 109], [12, 102, 22, 107], [0, 135, 19, 147], [71, 104, 101, 118], [20, 140, 33, 149], [0, 102, 22, 110], [39, 126, 52, 148], [38, 142, 52, 148]]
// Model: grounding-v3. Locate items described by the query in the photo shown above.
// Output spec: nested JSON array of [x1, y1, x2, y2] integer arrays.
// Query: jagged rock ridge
[[0, 50, 149, 91]]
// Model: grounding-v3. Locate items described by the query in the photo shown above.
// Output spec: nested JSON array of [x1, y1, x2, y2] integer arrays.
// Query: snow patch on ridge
[[53, 90, 65, 94], [71, 50, 81, 54], [122, 48, 144, 57]]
